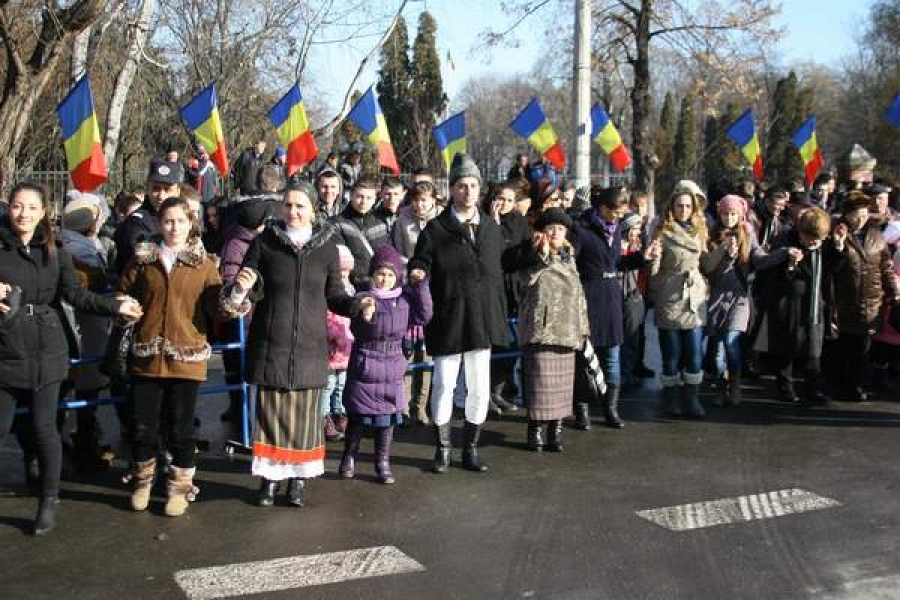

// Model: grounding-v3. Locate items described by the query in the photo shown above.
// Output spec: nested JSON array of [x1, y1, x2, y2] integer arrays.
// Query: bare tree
[[0, 0, 106, 175]]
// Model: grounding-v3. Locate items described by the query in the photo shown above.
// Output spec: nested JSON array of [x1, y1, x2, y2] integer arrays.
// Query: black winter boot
[[461, 421, 489, 472], [526, 421, 545, 452], [546, 420, 564, 452], [33, 495, 60, 536], [374, 426, 395, 484], [660, 375, 682, 416], [681, 372, 705, 418], [432, 423, 452, 474], [602, 385, 624, 428], [286, 478, 307, 507], [574, 402, 591, 430], [727, 373, 742, 406], [257, 479, 278, 507]]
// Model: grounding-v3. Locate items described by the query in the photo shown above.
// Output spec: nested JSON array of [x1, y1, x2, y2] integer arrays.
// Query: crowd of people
[[1, 145, 899, 537]]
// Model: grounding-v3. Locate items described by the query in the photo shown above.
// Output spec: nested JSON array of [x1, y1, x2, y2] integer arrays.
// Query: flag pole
[[573, 0, 592, 189]]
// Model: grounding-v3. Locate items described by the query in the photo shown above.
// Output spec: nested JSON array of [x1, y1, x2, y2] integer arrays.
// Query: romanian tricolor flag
[[433, 112, 467, 171], [57, 76, 108, 192], [509, 97, 566, 170], [725, 109, 764, 181], [179, 82, 229, 175], [886, 93, 900, 127], [590, 104, 631, 173], [346, 87, 399, 175], [791, 116, 824, 187], [268, 84, 318, 176]]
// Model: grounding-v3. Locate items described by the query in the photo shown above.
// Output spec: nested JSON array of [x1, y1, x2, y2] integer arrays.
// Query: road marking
[[174, 545, 425, 599], [778, 415, 900, 424], [636, 488, 841, 531]]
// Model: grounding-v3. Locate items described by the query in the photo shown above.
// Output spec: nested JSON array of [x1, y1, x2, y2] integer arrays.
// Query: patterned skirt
[[523, 346, 575, 421], [252, 386, 325, 480]]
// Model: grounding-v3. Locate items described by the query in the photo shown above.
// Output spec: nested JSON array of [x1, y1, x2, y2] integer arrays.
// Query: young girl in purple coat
[[339, 244, 433, 484]]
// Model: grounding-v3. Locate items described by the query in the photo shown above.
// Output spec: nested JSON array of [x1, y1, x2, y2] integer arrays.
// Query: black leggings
[[0, 384, 63, 496], [130, 378, 199, 468]]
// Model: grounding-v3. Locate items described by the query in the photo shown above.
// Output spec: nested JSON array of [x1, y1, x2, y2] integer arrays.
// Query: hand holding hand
[[0, 282, 11, 302], [787, 247, 804, 266], [409, 269, 426, 284], [833, 222, 848, 251], [725, 236, 738, 257], [235, 268, 258, 292], [643, 239, 661, 261], [359, 296, 376, 322], [116, 296, 143, 321], [490, 200, 503, 224], [532, 232, 549, 255]]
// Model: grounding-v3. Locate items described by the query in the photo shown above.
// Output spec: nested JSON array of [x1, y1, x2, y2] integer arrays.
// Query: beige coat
[[517, 250, 591, 349], [650, 225, 708, 330]]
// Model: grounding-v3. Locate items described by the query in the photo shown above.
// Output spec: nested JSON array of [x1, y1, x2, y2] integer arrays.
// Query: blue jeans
[[595, 344, 621, 386], [709, 331, 742, 378], [658, 328, 703, 377], [320, 369, 347, 416]]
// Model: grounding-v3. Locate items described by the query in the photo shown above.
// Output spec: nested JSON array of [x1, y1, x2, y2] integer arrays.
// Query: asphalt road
[[3, 361, 900, 599]]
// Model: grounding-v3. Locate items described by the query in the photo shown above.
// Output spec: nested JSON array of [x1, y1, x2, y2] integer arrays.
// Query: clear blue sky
[[312, 0, 867, 116]]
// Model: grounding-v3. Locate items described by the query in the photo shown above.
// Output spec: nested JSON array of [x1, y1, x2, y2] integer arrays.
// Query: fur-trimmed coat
[[226, 221, 356, 390], [118, 238, 225, 382]]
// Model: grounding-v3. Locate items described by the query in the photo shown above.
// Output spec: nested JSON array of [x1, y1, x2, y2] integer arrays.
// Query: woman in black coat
[[0, 182, 141, 535], [223, 183, 366, 507]]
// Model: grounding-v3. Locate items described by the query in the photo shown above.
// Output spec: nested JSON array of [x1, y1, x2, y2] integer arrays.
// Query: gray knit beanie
[[448, 153, 482, 186]]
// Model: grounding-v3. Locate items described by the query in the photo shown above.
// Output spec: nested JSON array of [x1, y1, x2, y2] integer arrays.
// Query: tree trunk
[[103, 0, 157, 172], [630, 0, 653, 199]]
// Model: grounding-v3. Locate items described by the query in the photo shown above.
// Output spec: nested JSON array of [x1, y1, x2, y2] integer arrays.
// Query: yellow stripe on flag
[[741, 137, 761, 166], [799, 135, 819, 165], [276, 103, 311, 146], [594, 122, 623, 154], [369, 113, 392, 145], [441, 138, 468, 170], [63, 114, 102, 168], [194, 111, 224, 155], [527, 121, 557, 154]]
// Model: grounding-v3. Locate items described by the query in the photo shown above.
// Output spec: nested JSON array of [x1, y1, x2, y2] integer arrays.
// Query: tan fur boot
[[164, 466, 198, 517], [130, 459, 156, 511]]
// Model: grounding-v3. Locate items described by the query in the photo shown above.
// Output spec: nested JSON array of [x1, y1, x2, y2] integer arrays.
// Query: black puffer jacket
[[409, 208, 511, 355], [236, 220, 355, 390], [0, 221, 118, 389], [332, 206, 392, 290]]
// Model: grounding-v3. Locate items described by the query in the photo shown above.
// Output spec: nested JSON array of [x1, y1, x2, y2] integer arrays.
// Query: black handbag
[[573, 338, 607, 404], [100, 265, 144, 383]]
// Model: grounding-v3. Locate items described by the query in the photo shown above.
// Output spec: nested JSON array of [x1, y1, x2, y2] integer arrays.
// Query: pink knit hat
[[717, 194, 747, 218], [336, 244, 354, 271]]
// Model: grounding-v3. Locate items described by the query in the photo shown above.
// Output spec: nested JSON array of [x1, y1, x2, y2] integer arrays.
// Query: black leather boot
[[338, 421, 363, 479], [602, 385, 624, 428], [546, 420, 564, 452], [432, 423, 452, 474], [257, 479, 278, 507], [461, 421, 488, 472], [33, 495, 60, 536], [776, 376, 800, 403], [375, 426, 395, 484], [574, 402, 591, 430], [526, 421, 544, 452], [286, 478, 306, 507], [681, 373, 706, 418]]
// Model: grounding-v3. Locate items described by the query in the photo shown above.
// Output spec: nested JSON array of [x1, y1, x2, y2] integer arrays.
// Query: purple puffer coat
[[342, 280, 433, 416]]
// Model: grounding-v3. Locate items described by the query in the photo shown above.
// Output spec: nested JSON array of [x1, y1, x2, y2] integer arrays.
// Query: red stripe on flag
[[209, 143, 229, 176], [543, 142, 566, 170], [286, 131, 318, 176], [805, 150, 823, 186], [609, 145, 632, 173], [70, 143, 108, 192], [752, 155, 764, 181], [377, 142, 400, 175]]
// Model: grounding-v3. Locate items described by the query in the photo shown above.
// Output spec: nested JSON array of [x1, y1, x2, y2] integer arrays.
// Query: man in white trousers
[[409, 154, 511, 473]]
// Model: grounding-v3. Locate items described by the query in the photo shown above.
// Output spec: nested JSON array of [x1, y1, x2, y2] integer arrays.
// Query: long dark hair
[[8, 181, 55, 264]]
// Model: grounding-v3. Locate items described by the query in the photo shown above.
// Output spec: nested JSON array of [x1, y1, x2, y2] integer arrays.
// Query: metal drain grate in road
[[636, 488, 841, 531], [174, 545, 425, 599]]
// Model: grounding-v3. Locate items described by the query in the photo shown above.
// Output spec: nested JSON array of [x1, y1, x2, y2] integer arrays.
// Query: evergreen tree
[[654, 91, 678, 201], [376, 15, 412, 171], [409, 11, 447, 170], [766, 71, 806, 186], [672, 95, 698, 181], [703, 104, 746, 199]]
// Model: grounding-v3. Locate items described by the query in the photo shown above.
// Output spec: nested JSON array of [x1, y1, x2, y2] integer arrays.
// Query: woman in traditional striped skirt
[[223, 183, 371, 507], [502, 208, 591, 452]]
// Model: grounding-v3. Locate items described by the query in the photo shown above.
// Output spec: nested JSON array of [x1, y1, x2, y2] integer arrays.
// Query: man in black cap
[[114, 158, 181, 273]]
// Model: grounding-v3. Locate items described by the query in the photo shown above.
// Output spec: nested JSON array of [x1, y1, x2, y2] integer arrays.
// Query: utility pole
[[573, 0, 592, 189]]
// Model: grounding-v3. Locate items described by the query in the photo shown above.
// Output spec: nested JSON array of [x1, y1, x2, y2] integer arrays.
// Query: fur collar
[[134, 237, 207, 267], [269, 219, 336, 256]]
